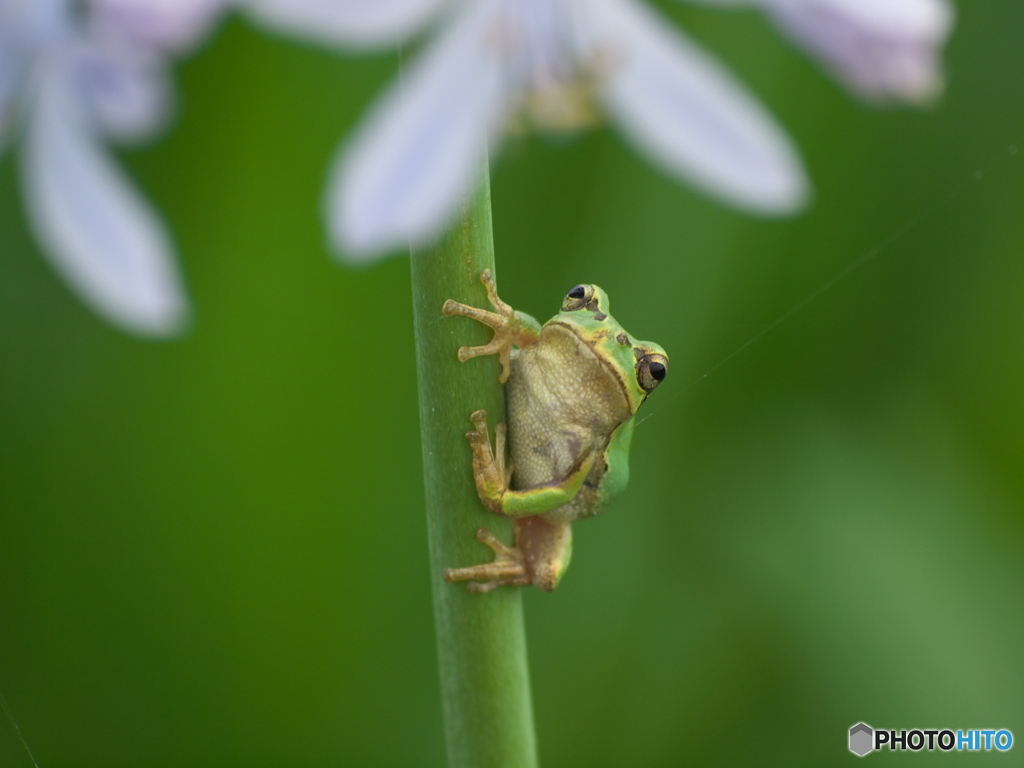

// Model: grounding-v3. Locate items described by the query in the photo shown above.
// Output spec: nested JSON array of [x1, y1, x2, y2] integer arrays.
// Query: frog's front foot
[[442, 269, 538, 383], [465, 409, 511, 515], [443, 528, 529, 593]]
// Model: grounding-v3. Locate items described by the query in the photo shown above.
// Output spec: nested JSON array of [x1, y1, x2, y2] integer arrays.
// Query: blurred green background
[[2, 2, 1023, 766]]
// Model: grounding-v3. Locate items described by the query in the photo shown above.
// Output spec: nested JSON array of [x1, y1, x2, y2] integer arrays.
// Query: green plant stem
[[411, 170, 539, 768]]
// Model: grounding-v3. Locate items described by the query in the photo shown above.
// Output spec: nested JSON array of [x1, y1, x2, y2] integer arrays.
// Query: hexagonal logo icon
[[849, 723, 874, 757]]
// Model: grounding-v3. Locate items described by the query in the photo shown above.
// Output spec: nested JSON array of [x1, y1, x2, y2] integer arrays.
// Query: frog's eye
[[637, 353, 669, 392], [562, 284, 592, 311]]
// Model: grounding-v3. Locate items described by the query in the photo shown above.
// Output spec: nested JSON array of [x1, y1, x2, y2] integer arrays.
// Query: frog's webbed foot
[[443, 528, 529, 593], [465, 409, 512, 515], [442, 269, 539, 383]]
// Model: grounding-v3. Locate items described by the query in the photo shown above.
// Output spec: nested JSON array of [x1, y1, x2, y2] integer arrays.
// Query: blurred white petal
[[584, 0, 809, 214], [1, 0, 66, 45], [89, 0, 231, 52], [0, 40, 17, 152], [247, 0, 451, 49], [21, 63, 189, 335], [73, 42, 172, 141], [328, 2, 506, 259], [1, 1, 51, 151], [764, 0, 954, 103]]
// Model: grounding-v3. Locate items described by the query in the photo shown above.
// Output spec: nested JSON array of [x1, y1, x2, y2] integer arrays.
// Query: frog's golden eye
[[637, 353, 669, 392], [561, 284, 593, 312]]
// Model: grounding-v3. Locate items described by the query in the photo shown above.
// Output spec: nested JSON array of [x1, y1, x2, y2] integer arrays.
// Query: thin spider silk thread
[[0, 689, 41, 768], [631, 141, 1021, 433]]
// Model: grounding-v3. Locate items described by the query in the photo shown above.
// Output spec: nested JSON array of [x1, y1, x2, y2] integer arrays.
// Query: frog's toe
[[456, 338, 513, 384], [476, 527, 518, 558], [478, 269, 514, 316], [465, 415, 490, 454], [442, 299, 509, 331], [456, 337, 508, 364], [443, 558, 529, 592]]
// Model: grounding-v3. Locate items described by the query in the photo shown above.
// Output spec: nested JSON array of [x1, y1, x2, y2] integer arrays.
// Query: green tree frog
[[441, 270, 669, 593]]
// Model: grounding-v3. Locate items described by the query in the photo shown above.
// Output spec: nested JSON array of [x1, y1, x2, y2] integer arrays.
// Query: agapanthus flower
[[1, 0, 224, 335], [249, 0, 811, 259]]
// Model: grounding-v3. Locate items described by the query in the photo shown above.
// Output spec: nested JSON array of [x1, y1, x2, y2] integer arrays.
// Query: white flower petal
[[584, 0, 809, 214], [770, 0, 952, 38], [1, 0, 67, 47], [89, 0, 231, 52], [247, 0, 451, 49], [73, 42, 172, 142], [0, 40, 17, 153], [327, 2, 506, 259], [0, 1, 47, 152], [764, 0, 954, 103], [21, 62, 189, 336]]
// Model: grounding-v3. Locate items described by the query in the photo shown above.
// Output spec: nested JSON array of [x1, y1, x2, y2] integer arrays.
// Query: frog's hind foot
[[443, 528, 529, 593], [441, 269, 538, 383]]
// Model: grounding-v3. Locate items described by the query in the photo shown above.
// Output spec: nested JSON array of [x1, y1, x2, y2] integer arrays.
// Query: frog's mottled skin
[[441, 271, 668, 593]]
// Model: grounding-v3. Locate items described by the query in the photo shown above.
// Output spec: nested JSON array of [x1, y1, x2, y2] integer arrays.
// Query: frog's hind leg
[[443, 528, 530, 593]]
